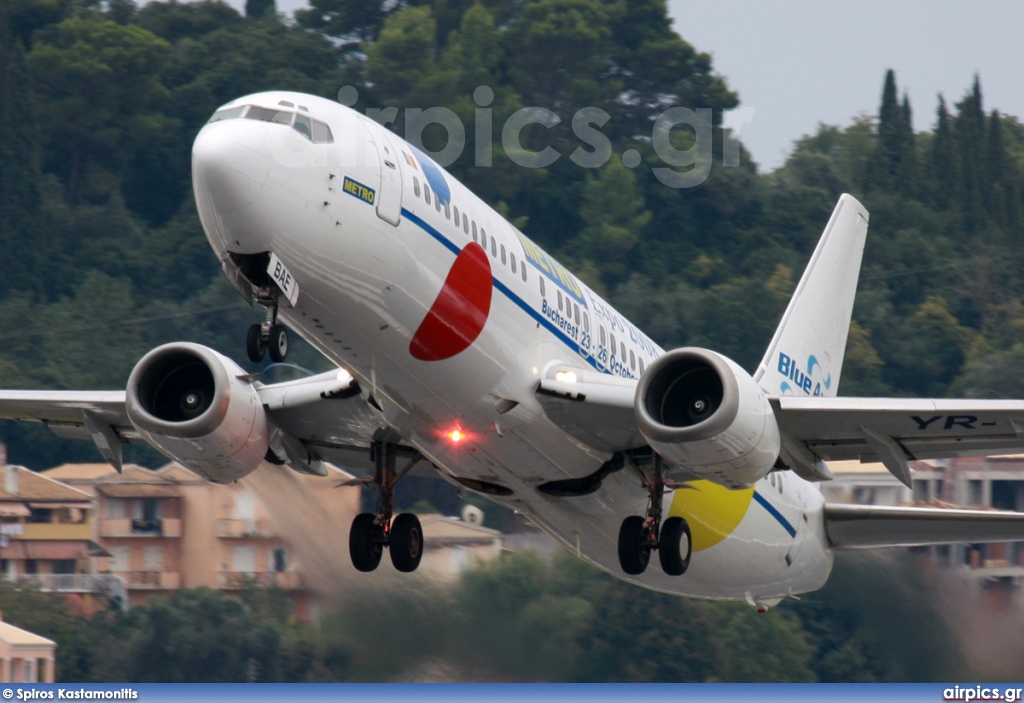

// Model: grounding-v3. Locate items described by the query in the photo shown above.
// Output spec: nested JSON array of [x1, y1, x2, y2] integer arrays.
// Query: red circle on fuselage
[[409, 242, 492, 361]]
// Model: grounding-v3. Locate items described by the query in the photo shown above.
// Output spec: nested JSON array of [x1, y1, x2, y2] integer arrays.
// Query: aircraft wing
[[773, 397, 1024, 486], [0, 372, 392, 475], [535, 365, 644, 452], [824, 503, 1024, 548]]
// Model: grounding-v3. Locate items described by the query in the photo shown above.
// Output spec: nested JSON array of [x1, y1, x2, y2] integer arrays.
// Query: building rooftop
[[0, 466, 93, 503], [42, 463, 122, 481], [0, 618, 55, 647]]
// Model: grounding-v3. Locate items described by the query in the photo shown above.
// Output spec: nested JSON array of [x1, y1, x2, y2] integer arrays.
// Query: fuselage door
[[361, 120, 403, 226]]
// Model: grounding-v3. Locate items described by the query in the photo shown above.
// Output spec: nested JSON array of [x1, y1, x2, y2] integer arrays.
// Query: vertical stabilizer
[[755, 194, 869, 397]]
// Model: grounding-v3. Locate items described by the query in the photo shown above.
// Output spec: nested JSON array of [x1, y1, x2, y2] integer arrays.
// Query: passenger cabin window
[[435, 194, 442, 212], [611, 334, 617, 355], [464, 217, 470, 234], [557, 291, 563, 311], [600, 327, 606, 346], [630, 349, 636, 370], [639, 358, 645, 375], [480, 228, 487, 248], [413, 177, 421, 197], [454, 206, 460, 226], [500, 244, 506, 265], [473, 222, 478, 239], [425, 188, 432, 205], [511, 253, 517, 274], [573, 303, 580, 325], [491, 239, 497, 258], [583, 314, 589, 333], [444, 201, 450, 219], [620, 342, 626, 362], [539, 277, 546, 296]]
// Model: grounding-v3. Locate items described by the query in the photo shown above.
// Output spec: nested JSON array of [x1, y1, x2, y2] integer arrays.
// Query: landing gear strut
[[347, 441, 424, 573], [246, 291, 289, 363], [617, 454, 691, 576]]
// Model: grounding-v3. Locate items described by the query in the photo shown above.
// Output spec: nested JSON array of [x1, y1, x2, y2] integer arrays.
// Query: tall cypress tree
[[0, 9, 46, 298], [954, 75, 985, 228], [869, 70, 915, 195], [928, 95, 958, 211]]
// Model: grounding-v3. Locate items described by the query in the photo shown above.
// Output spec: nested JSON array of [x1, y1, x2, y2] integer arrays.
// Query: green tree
[[122, 589, 283, 682]]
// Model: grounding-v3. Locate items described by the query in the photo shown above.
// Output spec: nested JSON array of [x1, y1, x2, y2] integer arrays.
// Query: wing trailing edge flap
[[535, 364, 645, 452], [824, 503, 1024, 549], [772, 397, 1024, 488], [257, 371, 432, 478]]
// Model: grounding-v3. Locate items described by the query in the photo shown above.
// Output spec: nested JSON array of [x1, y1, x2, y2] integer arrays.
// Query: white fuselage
[[191, 91, 832, 603]]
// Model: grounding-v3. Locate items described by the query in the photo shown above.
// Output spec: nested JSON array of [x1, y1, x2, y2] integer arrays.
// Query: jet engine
[[634, 347, 780, 489], [125, 343, 269, 483]]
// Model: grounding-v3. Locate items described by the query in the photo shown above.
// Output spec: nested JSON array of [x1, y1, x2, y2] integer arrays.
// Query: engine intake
[[126, 343, 269, 483], [635, 348, 780, 489]]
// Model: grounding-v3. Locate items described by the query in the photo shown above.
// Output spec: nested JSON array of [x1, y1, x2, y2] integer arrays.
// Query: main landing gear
[[246, 292, 289, 363], [618, 454, 692, 577], [346, 441, 425, 573]]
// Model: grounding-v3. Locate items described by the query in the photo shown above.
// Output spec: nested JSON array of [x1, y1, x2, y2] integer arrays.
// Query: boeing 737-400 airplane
[[4, 91, 1024, 610]]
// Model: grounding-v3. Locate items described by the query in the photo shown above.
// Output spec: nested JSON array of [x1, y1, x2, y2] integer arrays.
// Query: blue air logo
[[778, 352, 832, 397]]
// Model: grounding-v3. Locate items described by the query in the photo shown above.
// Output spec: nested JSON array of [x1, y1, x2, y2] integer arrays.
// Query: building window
[[28, 508, 51, 524], [105, 498, 127, 519], [272, 548, 287, 573], [109, 546, 130, 572], [144, 546, 163, 569]]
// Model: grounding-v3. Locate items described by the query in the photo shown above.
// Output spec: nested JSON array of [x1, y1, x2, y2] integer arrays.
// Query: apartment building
[[0, 462, 113, 609]]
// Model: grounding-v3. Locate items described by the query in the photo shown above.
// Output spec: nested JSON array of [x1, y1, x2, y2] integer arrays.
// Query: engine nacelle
[[125, 343, 269, 483], [635, 347, 780, 489]]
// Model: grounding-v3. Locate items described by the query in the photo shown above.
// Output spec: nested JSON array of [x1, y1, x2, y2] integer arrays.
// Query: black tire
[[390, 513, 424, 573], [349, 512, 383, 572], [268, 324, 289, 363], [618, 515, 651, 575], [246, 323, 267, 363], [658, 516, 692, 576]]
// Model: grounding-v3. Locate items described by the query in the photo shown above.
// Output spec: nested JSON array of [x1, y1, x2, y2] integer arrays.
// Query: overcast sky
[[216, 0, 1024, 171]]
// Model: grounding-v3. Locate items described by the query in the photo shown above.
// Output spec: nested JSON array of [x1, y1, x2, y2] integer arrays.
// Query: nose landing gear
[[246, 293, 289, 363], [345, 440, 425, 573], [617, 455, 692, 577]]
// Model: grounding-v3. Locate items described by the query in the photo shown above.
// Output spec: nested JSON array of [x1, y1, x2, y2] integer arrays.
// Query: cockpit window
[[312, 120, 333, 144], [246, 106, 292, 124], [206, 106, 246, 124], [213, 104, 335, 144], [293, 114, 313, 140]]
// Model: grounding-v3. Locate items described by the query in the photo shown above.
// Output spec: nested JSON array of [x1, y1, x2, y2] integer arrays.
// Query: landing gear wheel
[[658, 516, 691, 576], [349, 512, 383, 572], [246, 323, 267, 363], [390, 513, 423, 573], [618, 515, 651, 575], [267, 324, 289, 363]]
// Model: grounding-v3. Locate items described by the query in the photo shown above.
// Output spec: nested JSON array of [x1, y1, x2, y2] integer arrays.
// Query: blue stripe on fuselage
[[752, 491, 797, 538]]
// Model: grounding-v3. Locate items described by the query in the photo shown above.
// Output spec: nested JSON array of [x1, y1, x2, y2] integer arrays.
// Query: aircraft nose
[[192, 121, 271, 215]]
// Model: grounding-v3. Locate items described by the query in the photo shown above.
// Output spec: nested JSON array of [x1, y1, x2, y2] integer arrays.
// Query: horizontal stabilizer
[[824, 503, 1024, 549]]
